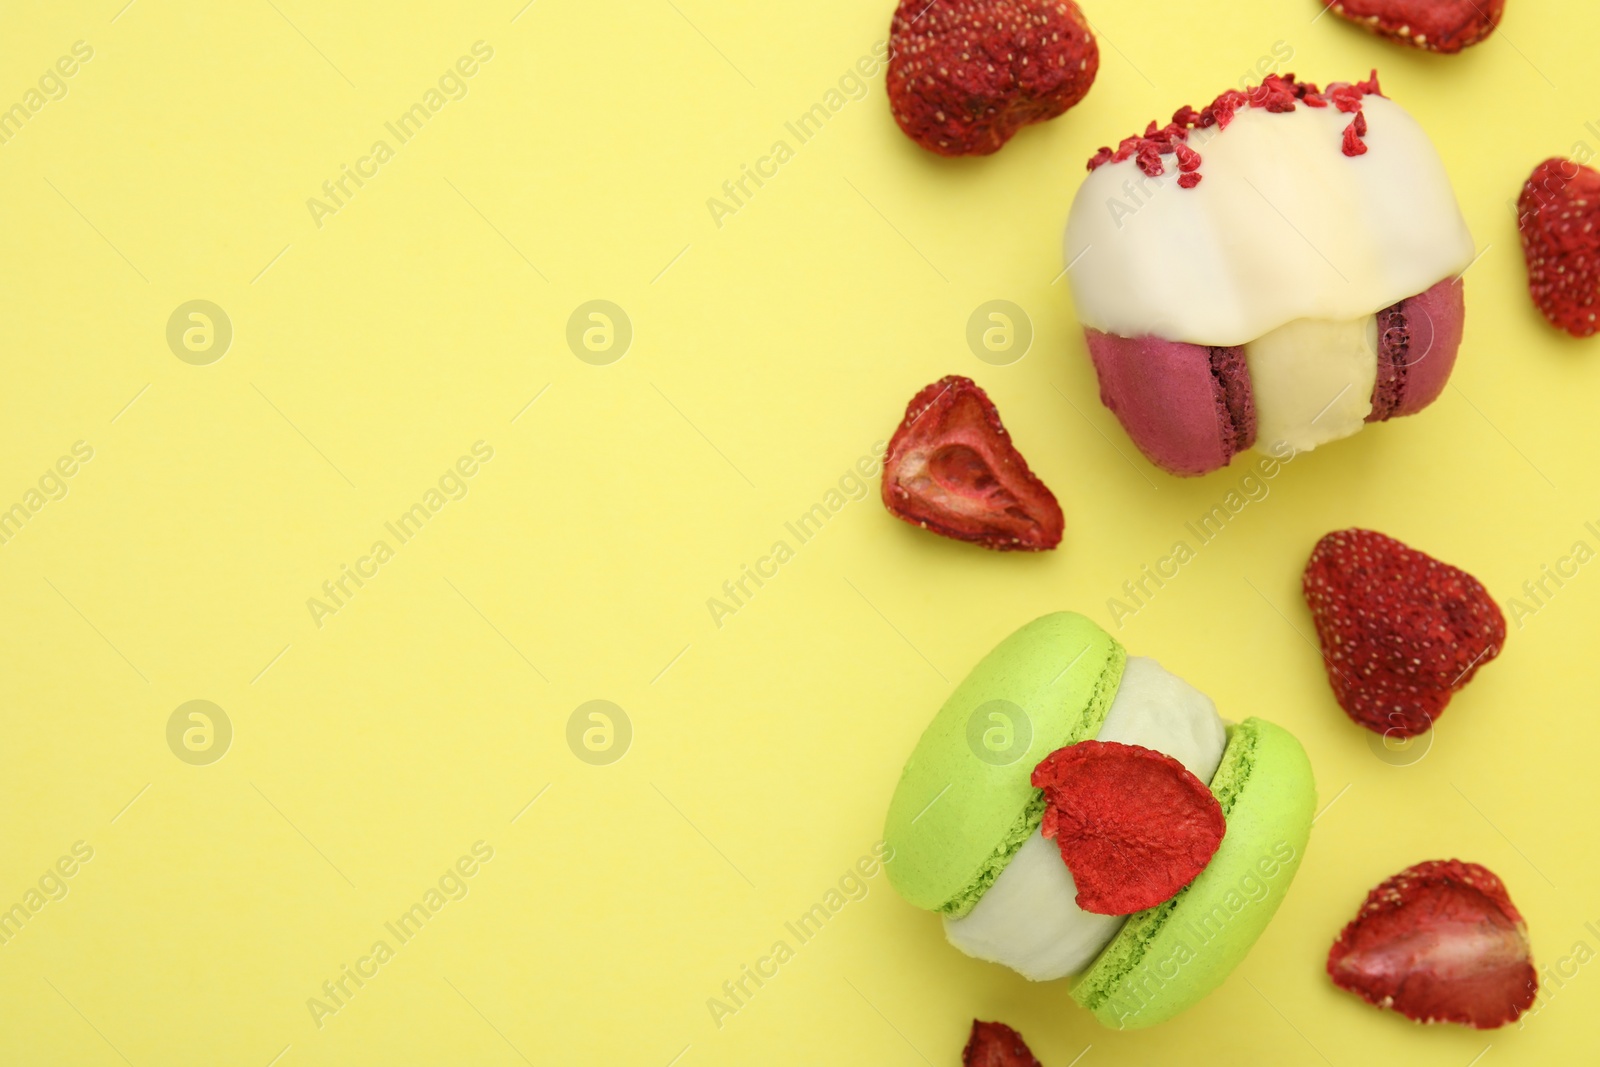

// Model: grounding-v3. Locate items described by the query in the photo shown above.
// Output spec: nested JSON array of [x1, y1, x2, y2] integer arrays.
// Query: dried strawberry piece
[[881, 376, 1064, 551], [1329, 860, 1537, 1028], [1031, 740, 1225, 915], [962, 1020, 1042, 1067], [1324, 0, 1504, 54], [1518, 157, 1600, 337], [1303, 530, 1504, 738], [1342, 115, 1368, 157], [886, 0, 1099, 157]]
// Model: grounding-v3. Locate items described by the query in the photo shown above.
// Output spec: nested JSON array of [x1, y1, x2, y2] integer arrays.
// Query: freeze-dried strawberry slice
[[1322, 0, 1504, 54], [1518, 157, 1600, 337], [887, 0, 1099, 156], [881, 376, 1064, 551], [962, 1020, 1043, 1067], [1328, 860, 1537, 1028], [1031, 740, 1225, 915], [1303, 530, 1504, 738]]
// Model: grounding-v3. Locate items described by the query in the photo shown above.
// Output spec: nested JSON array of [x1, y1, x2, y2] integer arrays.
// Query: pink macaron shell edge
[[1083, 329, 1241, 477], [1392, 276, 1466, 418]]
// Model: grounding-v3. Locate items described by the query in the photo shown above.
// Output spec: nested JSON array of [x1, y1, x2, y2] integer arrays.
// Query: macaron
[[883, 612, 1316, 1028], [1063, 74, 1472, 476]]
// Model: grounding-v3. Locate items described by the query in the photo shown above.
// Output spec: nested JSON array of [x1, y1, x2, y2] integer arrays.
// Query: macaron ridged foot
[[1068, 718, 1316, 1028], [883, 613, 1126, 916]]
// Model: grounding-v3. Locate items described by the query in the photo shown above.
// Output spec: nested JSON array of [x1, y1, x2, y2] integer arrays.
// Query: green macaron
[[883, 611, 1126, 917], [882, 611, 1316, 1028], [1069, 715, 1315, 1027]]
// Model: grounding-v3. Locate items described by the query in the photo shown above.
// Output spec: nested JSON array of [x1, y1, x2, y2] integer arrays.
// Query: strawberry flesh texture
[[1032, 740, 1225, 915], [963, 1020, 1043, 1067], [882, 376, 1063, 551], [1329, 859, 1537, 1028], [1303, 529, 1504, 738], [887, 0, 1099, 157], [1325, 0, 1504, 54], [1518, 157, 1600, 338]]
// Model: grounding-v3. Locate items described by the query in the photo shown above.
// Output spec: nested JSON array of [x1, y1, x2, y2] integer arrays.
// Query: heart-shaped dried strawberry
[[1031, 740, 1225, 915], [887, 0, 1099, 157], [881, 376, 1064, 551], [1518, 157, 1600, 337], [1328, 860, 1537, 1028], [962, 1020, 1042, 1067], [1322, 0, 1503, 53], [1303, 529, 1504, 738]]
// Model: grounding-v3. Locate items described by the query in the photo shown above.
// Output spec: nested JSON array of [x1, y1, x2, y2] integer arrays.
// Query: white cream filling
[[1064, 96, 1473, 346], [1244, 315, 1379, 453], [943, 658, 1226, 980]]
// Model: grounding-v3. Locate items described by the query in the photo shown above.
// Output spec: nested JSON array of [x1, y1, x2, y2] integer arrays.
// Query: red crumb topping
[[1085, 71, 1384, 187]]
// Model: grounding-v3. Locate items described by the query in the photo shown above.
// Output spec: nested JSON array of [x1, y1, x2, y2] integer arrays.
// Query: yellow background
[[0, 0, 1594, 1063]]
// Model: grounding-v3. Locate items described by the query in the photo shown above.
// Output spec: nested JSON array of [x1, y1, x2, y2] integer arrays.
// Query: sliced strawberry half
[[1323, 0, 1504, 54], [1518, 157, 1600, 337], [1328, 860, 1537, 1028], [881, 376, 1064, 551], [1302, 529, 1504, 738], [962, 1020, 1043, 1067], [1031, 740, 1225, 915]]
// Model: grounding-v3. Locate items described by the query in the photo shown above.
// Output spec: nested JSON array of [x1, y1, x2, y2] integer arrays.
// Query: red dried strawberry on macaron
[[881, 376, 1064, 550], [887, 0, 1099, 156], [1321, 0, 1504, 54], [1329, 860, 1537, 1028], [1302, 529, 1505, 738], [1518, 157, 1600, 337], [1032, 741, 1225, 915]]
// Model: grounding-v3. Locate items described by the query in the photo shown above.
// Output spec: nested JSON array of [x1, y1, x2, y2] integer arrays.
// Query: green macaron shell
[[1069, 717, 1316, 1029], [883, 612, 1125, 916]]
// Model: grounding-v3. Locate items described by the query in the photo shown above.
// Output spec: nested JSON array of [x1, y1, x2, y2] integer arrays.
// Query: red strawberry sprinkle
[[1322, 0, 1505, 55], [1085, 72, 1382, 185], [1302, 529, 1504, 738], [886, 0, 1099, 157], [1517, 157, 1600, 338], [1031, 740, 1225, 915], [881, 376, 1064, 551], [962, 1020, 1043, 1067], [1328, 860, 1537, 1029]]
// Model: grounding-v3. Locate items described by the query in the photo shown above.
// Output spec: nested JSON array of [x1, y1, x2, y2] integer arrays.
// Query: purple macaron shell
[[1083, 277, 1465, 476], [1083, 330, 1255, 477], [1367, 277, 1466, 421]]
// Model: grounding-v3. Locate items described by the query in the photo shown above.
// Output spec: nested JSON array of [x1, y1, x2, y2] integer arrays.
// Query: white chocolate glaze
[[1064, 96, 1474, 346], [943, 658, 1226, 980]]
